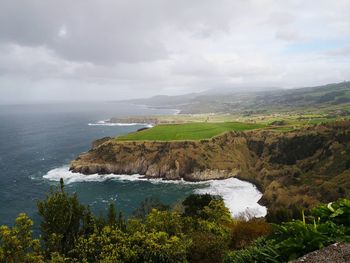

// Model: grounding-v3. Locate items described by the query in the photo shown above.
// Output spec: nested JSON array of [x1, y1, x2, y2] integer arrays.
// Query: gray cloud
[[0, 0, 350, 102], [0, 0, 169, 64]]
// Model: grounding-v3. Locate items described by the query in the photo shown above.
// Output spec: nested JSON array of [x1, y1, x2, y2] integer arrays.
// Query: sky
[[0, 0, 350, 103]]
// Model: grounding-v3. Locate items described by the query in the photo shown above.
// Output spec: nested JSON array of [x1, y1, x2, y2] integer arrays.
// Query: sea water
[[0, 102, 266, 228]]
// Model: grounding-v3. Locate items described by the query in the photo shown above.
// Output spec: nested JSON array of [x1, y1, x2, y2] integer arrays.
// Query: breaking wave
[[43, 166, 266, 218], [88, 120, 153, 128], [195, 178, 267, 218], [43, 166, 202, 185]]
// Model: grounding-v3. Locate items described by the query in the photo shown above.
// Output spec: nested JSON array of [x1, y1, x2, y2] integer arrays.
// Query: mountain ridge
[[120, 81, 350, 114]]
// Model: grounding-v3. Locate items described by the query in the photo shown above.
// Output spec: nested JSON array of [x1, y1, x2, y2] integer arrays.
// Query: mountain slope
[[124, 81, 350, 114]]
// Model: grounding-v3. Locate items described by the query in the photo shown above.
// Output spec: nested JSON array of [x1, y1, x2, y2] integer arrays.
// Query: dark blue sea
[[0, 102, 265, 229]]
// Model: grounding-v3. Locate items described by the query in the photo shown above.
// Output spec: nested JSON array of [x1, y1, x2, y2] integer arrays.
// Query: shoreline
[[70, 121, 350, 213], [45, 166, 267, 218]]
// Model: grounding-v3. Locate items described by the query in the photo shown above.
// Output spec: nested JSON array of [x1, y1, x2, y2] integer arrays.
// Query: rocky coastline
[[70, 121, 350, 211]]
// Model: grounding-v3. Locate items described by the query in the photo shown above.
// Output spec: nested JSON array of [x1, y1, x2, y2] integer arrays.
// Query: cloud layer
[[1, 0, 350, 102]]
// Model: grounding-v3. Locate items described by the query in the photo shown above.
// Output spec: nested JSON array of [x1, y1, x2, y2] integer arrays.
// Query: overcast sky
[[0, 0, 350, 103]]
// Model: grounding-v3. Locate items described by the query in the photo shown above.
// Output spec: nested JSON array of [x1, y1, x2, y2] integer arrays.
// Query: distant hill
[[202, 86, 282, 95], [126, 93, 198, 108], [124, 81, 350, 114]]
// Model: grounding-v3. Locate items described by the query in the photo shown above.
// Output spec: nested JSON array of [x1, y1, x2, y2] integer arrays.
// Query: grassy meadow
[[117, 122, 265, 141]]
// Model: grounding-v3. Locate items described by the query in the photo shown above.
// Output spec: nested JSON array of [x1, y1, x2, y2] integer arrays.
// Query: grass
[[117, 122, 265, 141]]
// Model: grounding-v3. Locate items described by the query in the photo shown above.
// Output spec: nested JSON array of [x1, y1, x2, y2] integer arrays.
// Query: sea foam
[[195, 178, 267, 218], [88, 120, 153, 128], [43, 166, 266, 218]]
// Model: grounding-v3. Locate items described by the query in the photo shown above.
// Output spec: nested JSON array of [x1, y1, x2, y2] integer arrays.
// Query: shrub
[[271, 219, 350, 261], [224, 238, 279, 263], [189, 231, 229, 263], [229, 219, 271, 249], [312, 198, 350, 227], [37, 179, 86, 256], [182, 194, 220, 218], [132, 197, 169, 220], [0, 213, 44, 263]]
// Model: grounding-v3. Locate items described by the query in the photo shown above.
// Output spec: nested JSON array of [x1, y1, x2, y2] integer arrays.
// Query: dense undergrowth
[[1, 179, 350, 263]]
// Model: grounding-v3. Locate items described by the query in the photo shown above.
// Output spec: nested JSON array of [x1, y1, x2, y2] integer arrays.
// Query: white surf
[[43, 166, 266, 218]]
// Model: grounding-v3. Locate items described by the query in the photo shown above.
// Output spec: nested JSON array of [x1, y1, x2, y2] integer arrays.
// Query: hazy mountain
[[124, 81, 350, 114]]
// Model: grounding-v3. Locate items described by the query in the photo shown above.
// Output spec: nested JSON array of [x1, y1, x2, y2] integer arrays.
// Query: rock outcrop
[[70, 121, 350, 211], [293, 243, 350, 263]]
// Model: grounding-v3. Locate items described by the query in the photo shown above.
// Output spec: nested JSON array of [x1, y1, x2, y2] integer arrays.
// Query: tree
[[145, 209, 183, 236], [106, 203, 126, 231], [107, 203, 117, 226], [182, 194, 220, 218], [202, 199, 233, 224], [37, 178, 86, 256], [0, 213, 44, 263], [72, 226, 136, 263], [132, 197, 169, 220]]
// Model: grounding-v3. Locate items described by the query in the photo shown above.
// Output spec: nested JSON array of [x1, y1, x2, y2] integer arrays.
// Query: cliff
[[70, 121, 350, 211]]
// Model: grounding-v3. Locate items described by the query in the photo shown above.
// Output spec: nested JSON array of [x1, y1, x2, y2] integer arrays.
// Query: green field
[[117, 122, 265, 141]]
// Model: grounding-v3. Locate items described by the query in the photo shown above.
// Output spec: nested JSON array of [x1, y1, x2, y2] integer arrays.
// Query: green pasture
[[117, 122, 265, 141]]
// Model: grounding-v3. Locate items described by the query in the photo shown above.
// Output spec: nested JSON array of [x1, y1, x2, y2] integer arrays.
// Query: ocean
[[0, 102, 265, 228]]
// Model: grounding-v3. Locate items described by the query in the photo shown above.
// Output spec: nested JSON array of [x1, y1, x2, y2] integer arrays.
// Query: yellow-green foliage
[[3, 181, 350, 263], [0, 213, 44, 263]]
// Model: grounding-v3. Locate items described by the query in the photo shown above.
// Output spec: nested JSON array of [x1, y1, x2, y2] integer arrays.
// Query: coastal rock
[[92, 137, 112, 149], [293, 243, 350, 263], [70, 121, 350, 211]]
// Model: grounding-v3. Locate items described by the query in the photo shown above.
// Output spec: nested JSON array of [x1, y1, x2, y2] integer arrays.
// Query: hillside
[[125, 81, 350, 114], [70, 121, 350, 212]]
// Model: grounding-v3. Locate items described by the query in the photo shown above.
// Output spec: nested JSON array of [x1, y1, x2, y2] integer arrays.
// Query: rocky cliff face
[[70, 133, 247, 181], [70, 121, 350, 211]]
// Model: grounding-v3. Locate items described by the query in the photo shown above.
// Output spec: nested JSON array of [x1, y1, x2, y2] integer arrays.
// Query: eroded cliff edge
[[70, 121, 350, 211]]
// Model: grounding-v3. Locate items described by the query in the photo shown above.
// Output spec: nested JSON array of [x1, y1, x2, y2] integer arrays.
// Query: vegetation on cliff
[[71, 121, 350, 214], [1, 180, 350, 262]]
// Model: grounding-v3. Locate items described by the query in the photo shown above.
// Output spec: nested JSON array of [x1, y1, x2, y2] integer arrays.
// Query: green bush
[[227, 200, 350, 263], [3, 180, 350, 263], [312, 198, 350, 227], [271, 220, 350, 261], [37, 179, 86, 256], [224, 238, 279, 263]]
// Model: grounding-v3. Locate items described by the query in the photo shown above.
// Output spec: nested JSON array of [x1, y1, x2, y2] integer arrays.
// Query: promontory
[[70, 120, 350, 212]]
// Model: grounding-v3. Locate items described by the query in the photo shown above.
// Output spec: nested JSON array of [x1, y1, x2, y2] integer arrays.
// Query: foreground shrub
[[0, 213, 44, 263], [132, 197, 169, 220], [189, 231, 229, 263], [182, 194, 220, 218], [265, 204, 304, 223], [227, 205, 350, 262], [72, 225, 190, 263], [312, 198, 350, 227], [229, 219, 271, 249], [224, 238, 279, 263], [4, 179, 350, 263], [271, 220, 350, 261], [37, 179, 86, 256]]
